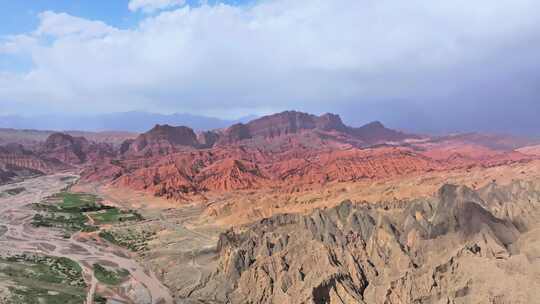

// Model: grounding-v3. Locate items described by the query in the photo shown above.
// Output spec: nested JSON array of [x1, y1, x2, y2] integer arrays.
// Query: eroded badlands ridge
[[2, 111, 534, 192], [184, 181, 540, 304], [81, 111, 535, 201]]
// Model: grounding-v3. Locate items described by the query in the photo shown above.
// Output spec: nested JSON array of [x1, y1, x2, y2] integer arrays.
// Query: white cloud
[[35, 11, 116, 38], [128, 0, 185, 13], [1, 0, 540, 123]]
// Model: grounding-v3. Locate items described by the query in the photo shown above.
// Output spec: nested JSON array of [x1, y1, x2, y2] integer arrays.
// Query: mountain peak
[[126, 124, 199, 155], [363, 121, 385, 129], [316, 113, 347, 131]]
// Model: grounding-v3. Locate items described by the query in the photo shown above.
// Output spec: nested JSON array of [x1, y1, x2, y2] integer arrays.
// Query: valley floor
[[2, 160, 540, 303], [80, 160, 540, 304], [0, 174, 173, 304]]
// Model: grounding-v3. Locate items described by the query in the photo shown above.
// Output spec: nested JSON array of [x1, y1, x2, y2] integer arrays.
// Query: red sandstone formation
[[124, 124, 199, 157], [39, 132, 114, 165], [85, 144, 534, 201], [0, 143, 68, 174], [77, 112, 537, 201], [214, 111, 415, 147], [1, 111, 536, 195], [0, 132, 116, 184]]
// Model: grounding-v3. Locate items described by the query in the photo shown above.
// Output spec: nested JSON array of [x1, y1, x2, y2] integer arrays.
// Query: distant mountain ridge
[[0, 128, 136, 147], [119, 111, 419, 157], [0, 111, 257, 133], [1, 110, 538, 192]]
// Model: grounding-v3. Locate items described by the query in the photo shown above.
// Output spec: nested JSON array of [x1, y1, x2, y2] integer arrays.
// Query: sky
[[1, 0, 540, 135]]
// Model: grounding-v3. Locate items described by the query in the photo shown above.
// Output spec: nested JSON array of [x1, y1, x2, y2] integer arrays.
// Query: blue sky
[[1, 1, 135, 35], [0, 0, 251, 72], [0, 0, 251, 35], [0, 1, 134, 72], [1, 0, 540, 134]]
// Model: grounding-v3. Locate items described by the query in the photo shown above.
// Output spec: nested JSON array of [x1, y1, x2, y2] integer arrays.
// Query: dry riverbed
[[0, 174, 173, 304]]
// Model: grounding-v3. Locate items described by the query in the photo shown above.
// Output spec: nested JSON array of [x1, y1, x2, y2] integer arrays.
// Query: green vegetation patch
[[99, 229, 155, 252], [3, 187, 25, 196], [93, 294, 108, 304], [31, 191, 142, 234], [55, 192, 104, 212], [8, 286, 86, 304], [89, 208, 143, 225], [2, 255, 86, 288], [0, 254, 86, 304], [93, 263, 129, 286], [31, 212, 92, 232]]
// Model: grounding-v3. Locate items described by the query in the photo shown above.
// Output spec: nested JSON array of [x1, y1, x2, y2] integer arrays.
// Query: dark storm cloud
[[1, 0, 540, 134]]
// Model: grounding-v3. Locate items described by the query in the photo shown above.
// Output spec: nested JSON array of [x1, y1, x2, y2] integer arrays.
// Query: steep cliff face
[[216, 123, 252, 146], [0, 132, 115, 183], [39, 132, 114, 165], [243, 111, 348, 138], [184, 183, 540, 304], [41, 132, 89, 164], [197, 131, 220, 148], [215, 111, 414, 147], [0, 143, 67, 177]]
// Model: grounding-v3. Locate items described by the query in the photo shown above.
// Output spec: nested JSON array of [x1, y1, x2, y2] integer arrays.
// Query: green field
[[0, 254, 86, 304], [53, 192, 106, 212], [89, 208, 143, 225], [32, 191, 142, 234]]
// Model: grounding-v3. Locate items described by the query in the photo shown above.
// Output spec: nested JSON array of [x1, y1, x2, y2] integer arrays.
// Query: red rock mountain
[[215, 111, 413, 147], [1, 111, 535, 195], [117, 111, 419, 158], [81, 111, 536, 201], [124, 124, 199, 156], [0, 143, 68, 180], [39, 132, 114, 165], [0, 132, 115, 184]]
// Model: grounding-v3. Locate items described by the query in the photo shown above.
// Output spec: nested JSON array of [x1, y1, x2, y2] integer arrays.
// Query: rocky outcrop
[[350, 121, 413, 145], [216, 123, 252, 146], [94, 147, 442, 201], [0, 132, 114, 181], [184, 183, 537, 303], [39, 132, 114, 165], [78, 111, 535, 202], [97, 140, 534, 202], [0, 143, 67, 175], [197, 131, 220, 148], [215, 111, 414, 147], [123, 124, 199, 156], [41, 132, 89, 164], [243, 111, 347, 138]]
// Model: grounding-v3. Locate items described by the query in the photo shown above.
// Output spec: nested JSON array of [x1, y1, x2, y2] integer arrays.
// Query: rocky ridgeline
[[183, 181, 540, 303], [118, 111, 416, 157], [81, 111, 534, 201], [0, 132, 115, 184], [2, 110, 536, 193]]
